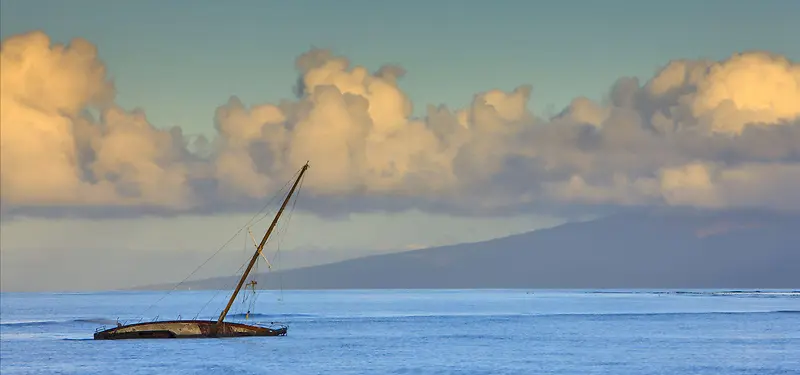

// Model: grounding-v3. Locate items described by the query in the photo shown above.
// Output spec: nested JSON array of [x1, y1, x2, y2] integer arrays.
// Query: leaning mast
[[216, 162, 309, 326]]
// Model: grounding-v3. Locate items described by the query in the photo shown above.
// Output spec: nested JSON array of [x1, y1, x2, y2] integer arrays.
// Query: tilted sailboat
[[94, 162, 310, 340]]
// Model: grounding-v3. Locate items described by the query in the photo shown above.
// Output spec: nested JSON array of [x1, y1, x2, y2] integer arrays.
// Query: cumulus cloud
[[1, 32, 197, 216], [1, 30, 799, 218]]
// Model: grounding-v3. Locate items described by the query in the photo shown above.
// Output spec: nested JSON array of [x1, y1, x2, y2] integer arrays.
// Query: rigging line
[[264, 216, 290, 302], [209, 183, 292, 320], [272, 170, 306, 302], [244, 253, 259, 316], [195, 222, 272, 320], [235, 232, 251, 318], [196, 234, 254, 320], [275, 176, 305, 301], [193, 257, 248, 320], [271, 170, 306, 265], [137, 169, 300, 321], [249, 169, 301, 227], [262, 175, 301, 290], [205, 232, 266, 321], [248, 168, 305, 228], [248, 261, 260, 317]]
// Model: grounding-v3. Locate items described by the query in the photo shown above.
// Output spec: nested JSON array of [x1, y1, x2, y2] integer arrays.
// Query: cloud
[[1, 32, 197, 217], [2, 30, 799, 218]]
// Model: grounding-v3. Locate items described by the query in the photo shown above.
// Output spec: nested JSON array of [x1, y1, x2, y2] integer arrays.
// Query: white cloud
[[2, 31, 799, 218]]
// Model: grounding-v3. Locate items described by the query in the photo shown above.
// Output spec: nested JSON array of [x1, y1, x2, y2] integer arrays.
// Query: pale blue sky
[[1, 1, 798, 288]]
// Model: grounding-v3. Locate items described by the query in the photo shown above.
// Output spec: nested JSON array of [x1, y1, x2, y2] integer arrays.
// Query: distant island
[[137, 209, 800, 290]]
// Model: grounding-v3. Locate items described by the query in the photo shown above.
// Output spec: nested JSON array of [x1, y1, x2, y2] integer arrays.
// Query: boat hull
[[93, 320, 287, 340]]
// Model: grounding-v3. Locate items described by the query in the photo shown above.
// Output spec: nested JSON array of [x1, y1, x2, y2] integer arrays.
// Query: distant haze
[[0, 246, 397, 293], [0, 211, 562, 292], [144, 210, 800, 291]]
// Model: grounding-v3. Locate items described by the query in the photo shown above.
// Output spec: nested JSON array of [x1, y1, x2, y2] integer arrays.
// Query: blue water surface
[[1, 289, 799, 374]]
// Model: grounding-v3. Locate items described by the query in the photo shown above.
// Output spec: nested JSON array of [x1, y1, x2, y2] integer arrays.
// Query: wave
[[317, 310, 800, 321], [0, 318, 117, 327], [670, 290, 800, 297], [585, 290, 800, 298], [225, 313, 316, 319]]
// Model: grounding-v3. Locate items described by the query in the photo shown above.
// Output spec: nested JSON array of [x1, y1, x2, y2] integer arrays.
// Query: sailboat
[[93, 162, 310, 340]]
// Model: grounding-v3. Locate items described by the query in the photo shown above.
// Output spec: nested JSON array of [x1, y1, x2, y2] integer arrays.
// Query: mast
[[216, 162, 309, 325]]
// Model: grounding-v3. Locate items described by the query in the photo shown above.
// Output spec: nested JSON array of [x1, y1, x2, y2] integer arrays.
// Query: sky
[[1, 0, 799, 290]]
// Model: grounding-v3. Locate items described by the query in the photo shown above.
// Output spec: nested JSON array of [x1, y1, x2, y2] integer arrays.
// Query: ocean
[[1, 289, 798, 374]]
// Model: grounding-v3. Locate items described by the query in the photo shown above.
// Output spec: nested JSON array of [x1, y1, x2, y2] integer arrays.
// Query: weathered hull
[[93, 320, 287, 340]]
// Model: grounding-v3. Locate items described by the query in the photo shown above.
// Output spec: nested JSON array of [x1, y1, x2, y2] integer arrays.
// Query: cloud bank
[[1, 31, 799, 218]]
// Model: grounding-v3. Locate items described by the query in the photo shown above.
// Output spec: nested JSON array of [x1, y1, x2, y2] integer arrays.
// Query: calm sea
[[1, 289, 799, 374]]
